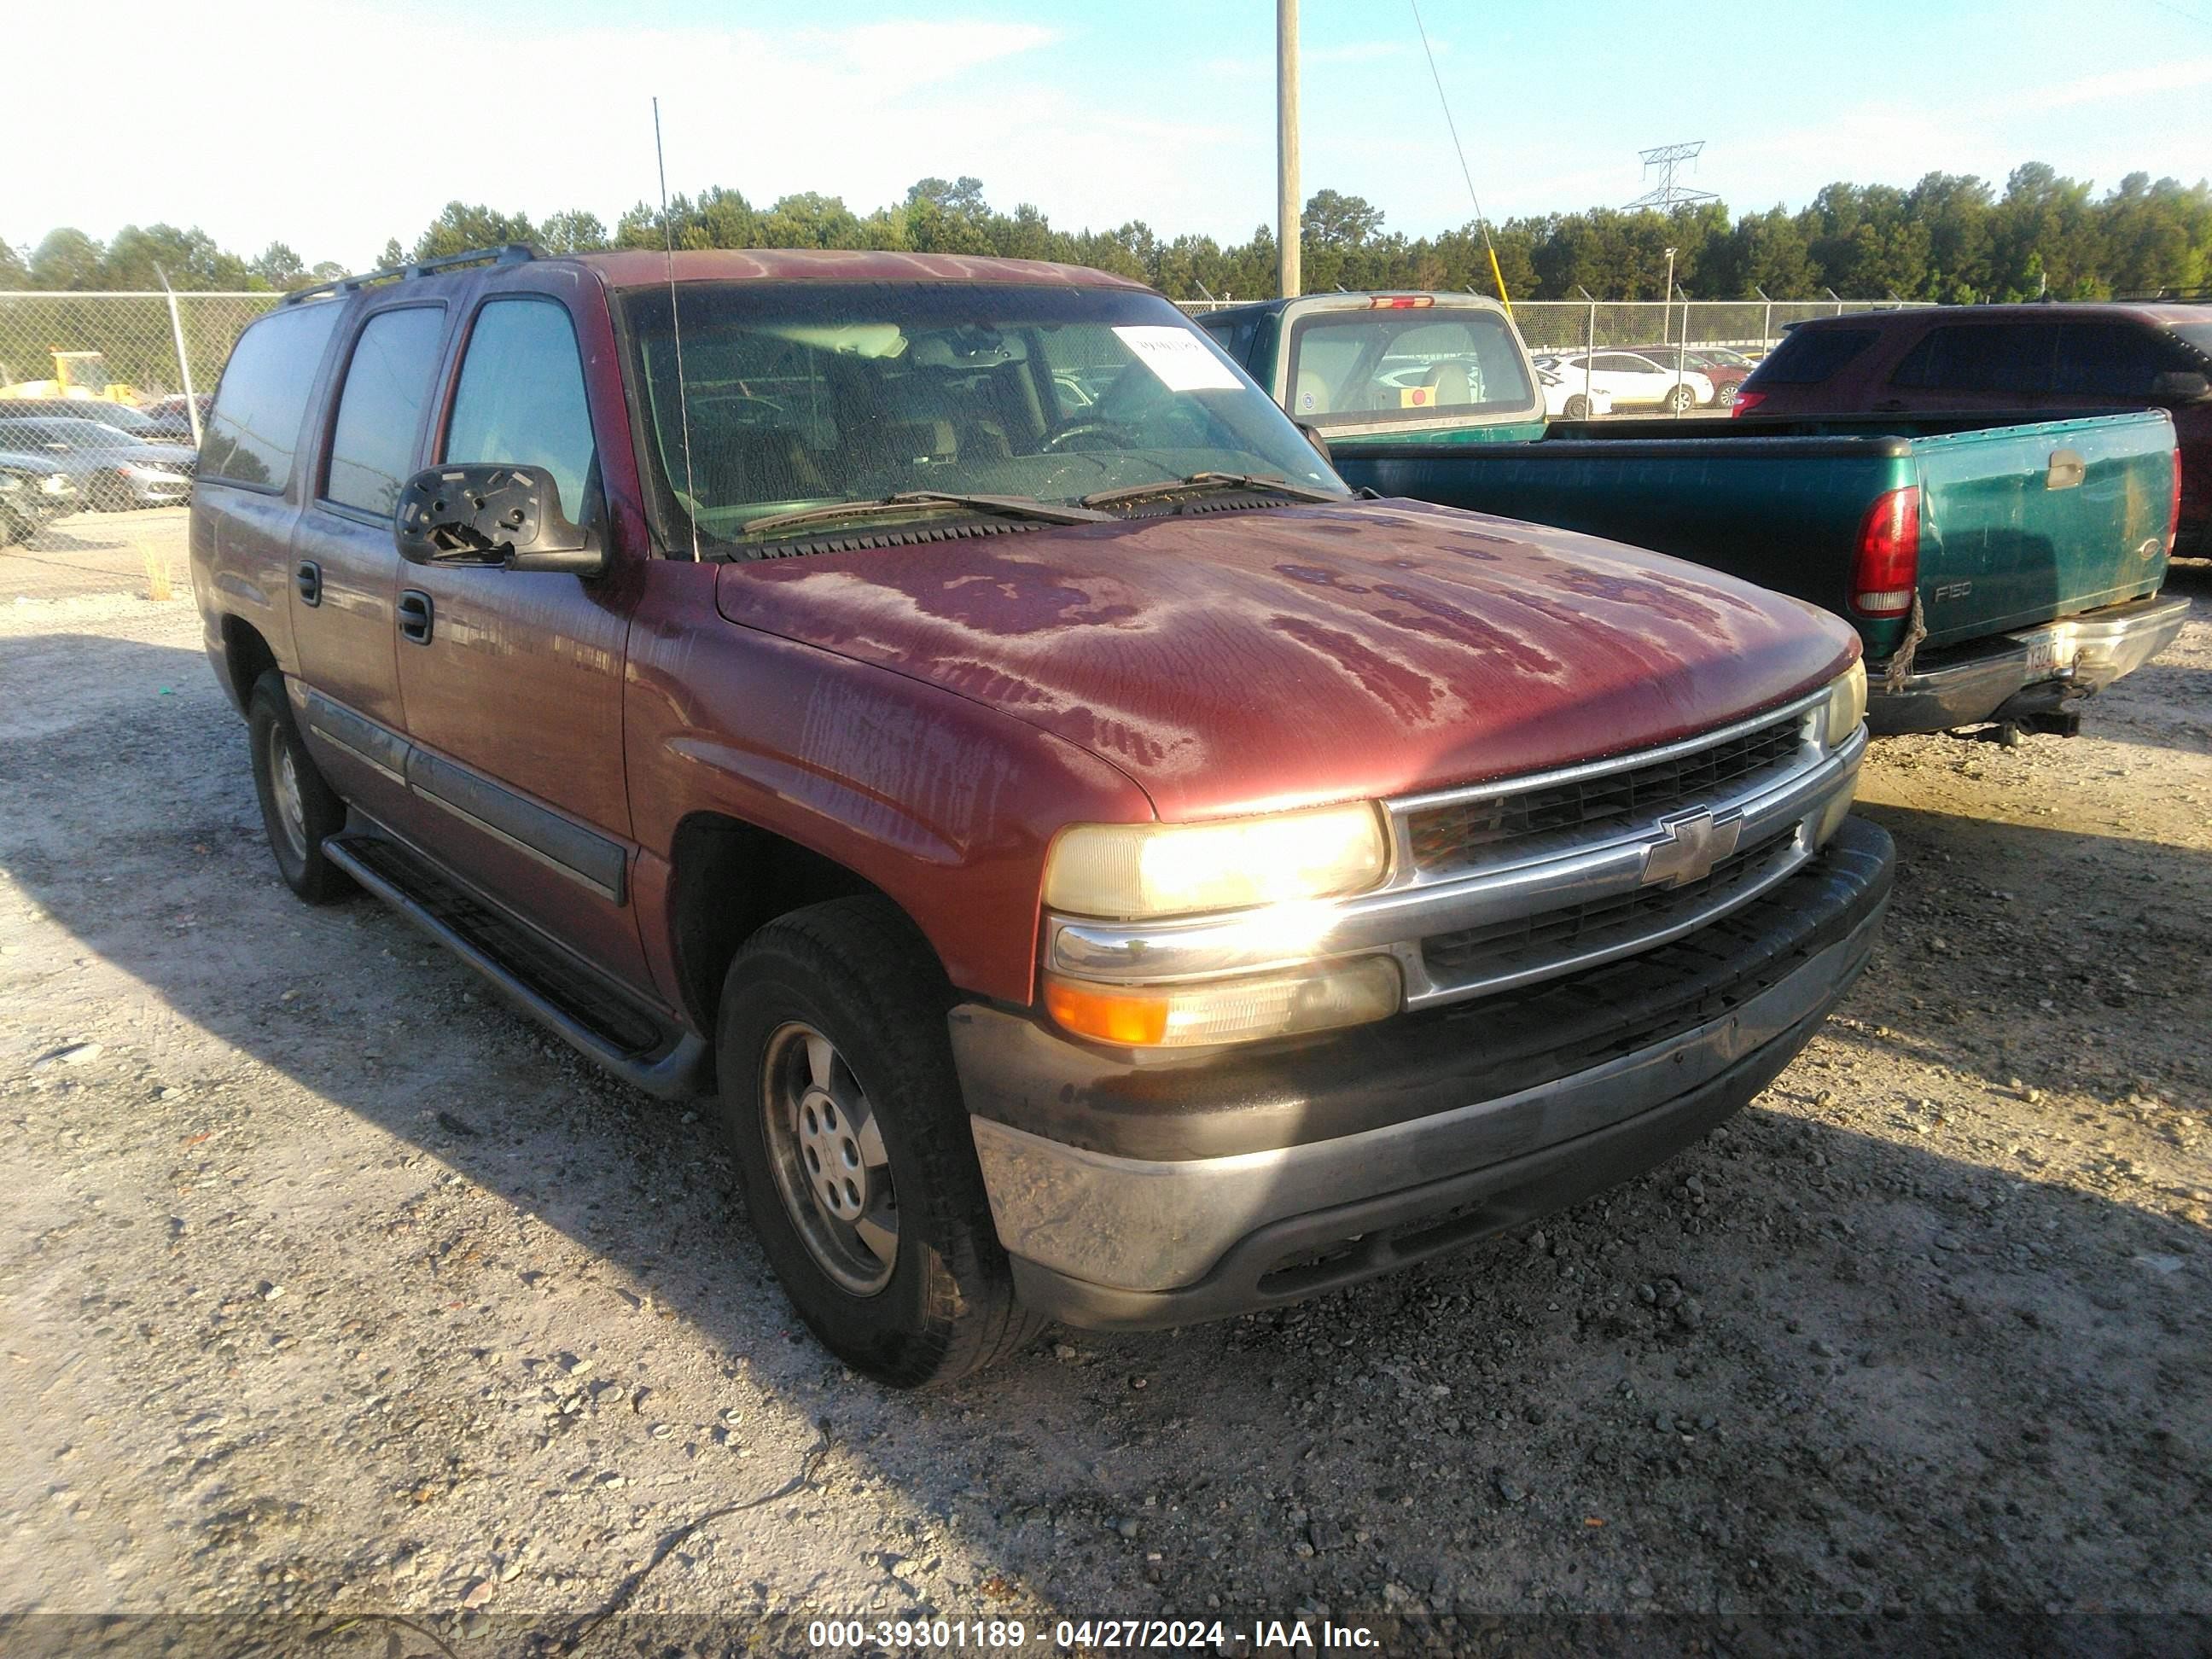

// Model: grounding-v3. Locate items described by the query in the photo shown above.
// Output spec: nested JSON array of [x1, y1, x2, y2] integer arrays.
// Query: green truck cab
[[1195, 293, 1548, 452], [1208, 292, 2188, 738]]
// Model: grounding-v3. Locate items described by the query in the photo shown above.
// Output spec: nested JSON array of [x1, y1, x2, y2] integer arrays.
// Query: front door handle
[[294, 560, 322, 608], [398, 589, 434, 645], [1871, 399, 1908, 411]]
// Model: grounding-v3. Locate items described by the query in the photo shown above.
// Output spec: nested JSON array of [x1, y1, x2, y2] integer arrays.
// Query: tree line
[[6, 163, 2208, 303]]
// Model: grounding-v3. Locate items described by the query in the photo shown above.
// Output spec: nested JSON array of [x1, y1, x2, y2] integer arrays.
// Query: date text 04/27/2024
[[803, 1619, 1382, 1650]]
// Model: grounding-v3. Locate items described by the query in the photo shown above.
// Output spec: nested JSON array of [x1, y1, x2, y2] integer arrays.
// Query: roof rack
[[282, 243, 545, 306], [2116, 286, 2212, 304]]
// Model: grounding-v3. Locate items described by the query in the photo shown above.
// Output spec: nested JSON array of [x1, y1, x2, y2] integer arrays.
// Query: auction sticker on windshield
[[1114, 326, 1244, 392]]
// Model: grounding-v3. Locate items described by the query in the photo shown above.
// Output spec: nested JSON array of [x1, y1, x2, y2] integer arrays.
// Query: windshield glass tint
[[617, 282, 1341, 548], [1284, 308, 1534, 423]]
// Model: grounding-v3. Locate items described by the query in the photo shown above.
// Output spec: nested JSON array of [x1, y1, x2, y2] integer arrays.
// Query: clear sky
[[17, 0, 2212, 269]]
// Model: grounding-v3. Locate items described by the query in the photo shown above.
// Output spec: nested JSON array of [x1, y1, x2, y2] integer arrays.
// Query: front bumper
[[1868, 593, 2191, 736], [954, 816, 1895, 1330]]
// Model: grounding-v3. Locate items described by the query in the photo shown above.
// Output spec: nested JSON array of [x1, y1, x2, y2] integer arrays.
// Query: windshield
[[2171, 323, 2212, 362], [616, 282, 1343, 550], [1284, 306, 1536, 427]]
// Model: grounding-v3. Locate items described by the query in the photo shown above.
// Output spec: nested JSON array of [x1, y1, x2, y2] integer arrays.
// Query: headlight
[[1823, 660, 1867, 749], [1044, 800, 1389, 921], [42, 474, 71, 493], [1045, 956, 1401, 1048]]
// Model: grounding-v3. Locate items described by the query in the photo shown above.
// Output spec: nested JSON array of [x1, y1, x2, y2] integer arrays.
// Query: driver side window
[[445, 299, 598, 521]]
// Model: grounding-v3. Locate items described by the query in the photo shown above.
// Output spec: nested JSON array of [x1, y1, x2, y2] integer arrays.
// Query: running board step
[[323, 832, 710, 1099]]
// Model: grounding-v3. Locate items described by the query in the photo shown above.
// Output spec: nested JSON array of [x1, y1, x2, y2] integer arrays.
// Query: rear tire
[[247, 670, 355, 904], [1664, 385, 1696, 414], [717, 896, 1041, 1387], [1563, 394, 1591, 421]]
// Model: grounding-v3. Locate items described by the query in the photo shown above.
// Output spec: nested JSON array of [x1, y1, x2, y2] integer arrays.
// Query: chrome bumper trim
[[1047, 722, 1865, 1009], [1868, 594, 2190, 734]]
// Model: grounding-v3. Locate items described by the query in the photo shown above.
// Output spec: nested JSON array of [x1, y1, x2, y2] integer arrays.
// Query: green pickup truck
[[1207, 294, 2189, 737], [1196, 292, 1548, 450]]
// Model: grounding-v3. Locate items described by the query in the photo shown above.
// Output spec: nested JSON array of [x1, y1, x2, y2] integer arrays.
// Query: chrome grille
[[1406, 713, 1805, 875], [1420, 824, 1801, 987]]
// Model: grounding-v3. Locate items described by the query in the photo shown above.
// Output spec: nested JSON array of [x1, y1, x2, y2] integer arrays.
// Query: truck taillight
[[2168, 445, 2184, 556], [1367, 295, 1435, 309], [1851, 485, 1919, 617], [1732, 389, 1767, 416]]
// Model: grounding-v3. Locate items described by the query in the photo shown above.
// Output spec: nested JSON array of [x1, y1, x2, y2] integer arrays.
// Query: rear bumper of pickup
[[1868, 593, 2191, 736], [950, 816, 1894, 1331]]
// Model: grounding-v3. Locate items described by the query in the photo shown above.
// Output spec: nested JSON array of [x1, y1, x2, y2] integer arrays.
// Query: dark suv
[[1735, 305, 2212, 556]]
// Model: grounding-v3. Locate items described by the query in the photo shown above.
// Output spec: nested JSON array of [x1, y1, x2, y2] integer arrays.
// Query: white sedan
[[1536, 368, 1614, 420], [1537, 351, 1713, 414]]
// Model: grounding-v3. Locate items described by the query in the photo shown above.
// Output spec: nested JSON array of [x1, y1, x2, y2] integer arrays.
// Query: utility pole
[[1663, 247, 1682, 411], [1277, 0, 1301, 298]]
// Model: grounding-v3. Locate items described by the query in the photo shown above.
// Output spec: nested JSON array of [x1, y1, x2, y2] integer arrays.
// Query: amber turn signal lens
[[1044, 978, 1173, 1047], [1044, 957, 1401, 1049]]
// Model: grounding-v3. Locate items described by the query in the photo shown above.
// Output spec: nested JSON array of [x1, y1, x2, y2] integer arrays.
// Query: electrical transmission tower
[[1626, 141, 1719, 211]]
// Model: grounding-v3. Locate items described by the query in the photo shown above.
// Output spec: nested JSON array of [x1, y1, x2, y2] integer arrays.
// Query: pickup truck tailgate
[[1912, 414, 2174, 649]]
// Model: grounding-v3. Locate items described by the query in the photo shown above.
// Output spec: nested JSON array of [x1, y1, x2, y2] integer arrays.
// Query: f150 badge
[[1642, 806, 1744, 888]]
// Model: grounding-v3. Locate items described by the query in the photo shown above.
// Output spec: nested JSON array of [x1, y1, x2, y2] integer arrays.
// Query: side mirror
[[2151, 370, 2212, 404], [1295, 420, 1333, 463], [393, 463, 604, 575]]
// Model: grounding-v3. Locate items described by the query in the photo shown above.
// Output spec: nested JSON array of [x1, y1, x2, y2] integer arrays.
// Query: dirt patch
[[1, 569, 2206, 1650]]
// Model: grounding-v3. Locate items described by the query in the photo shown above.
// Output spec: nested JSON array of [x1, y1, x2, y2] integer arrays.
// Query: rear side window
[[1198, 314, 1260, 374], [323, 306, 447, 516], [200, 304, 342, 492], [443, 300, 597, 521], [1889, 323, 2059, 394], [2053, 323, 2187, 396], [1749, 327, 1878, 386]]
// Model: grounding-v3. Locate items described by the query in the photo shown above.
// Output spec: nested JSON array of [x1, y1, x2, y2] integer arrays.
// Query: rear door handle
[[398, 589, 434, 645], [1871, 399, 1907, 411], [294, 560, 322, 608]]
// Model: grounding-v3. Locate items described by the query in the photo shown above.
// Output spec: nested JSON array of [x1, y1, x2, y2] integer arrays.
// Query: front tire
[[89, 473, 135, 511], [1664, 385, 1697, 414], [1563, 394, 1591, 421], [717, 897, 1039, 1387], [246, 670, 354, 904]]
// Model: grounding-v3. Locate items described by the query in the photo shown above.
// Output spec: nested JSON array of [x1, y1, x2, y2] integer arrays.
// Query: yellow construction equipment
[[0, 350, 140, 405]]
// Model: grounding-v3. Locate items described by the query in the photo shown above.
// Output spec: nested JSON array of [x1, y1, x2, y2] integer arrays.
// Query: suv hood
[[714, 499, 1855, 820]]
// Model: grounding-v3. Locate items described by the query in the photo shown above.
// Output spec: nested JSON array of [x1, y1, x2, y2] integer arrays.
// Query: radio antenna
[[654, 96, 702, 562]]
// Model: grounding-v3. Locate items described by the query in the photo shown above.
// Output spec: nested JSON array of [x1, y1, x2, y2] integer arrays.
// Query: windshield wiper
[[1080, 472, 1346, 509], [736, 491, 1111, 540]]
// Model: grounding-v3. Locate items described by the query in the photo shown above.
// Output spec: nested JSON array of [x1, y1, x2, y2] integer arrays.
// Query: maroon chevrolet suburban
[[191, 245, 1892, 1384]]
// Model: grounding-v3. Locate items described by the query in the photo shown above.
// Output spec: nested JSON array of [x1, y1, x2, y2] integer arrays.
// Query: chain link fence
[[0, 291, 277, 530], [0, 289, 279, 442]]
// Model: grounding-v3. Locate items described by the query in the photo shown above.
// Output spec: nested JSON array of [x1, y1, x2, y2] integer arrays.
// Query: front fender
[[624, 562, 1155, 1006]]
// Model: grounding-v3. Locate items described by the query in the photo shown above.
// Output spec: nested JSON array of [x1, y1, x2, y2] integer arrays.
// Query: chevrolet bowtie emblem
[[1641, 807, 1743, 888]]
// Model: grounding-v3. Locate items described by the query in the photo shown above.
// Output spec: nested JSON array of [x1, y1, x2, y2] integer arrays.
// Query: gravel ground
[[0, 551, 2206, 1656]]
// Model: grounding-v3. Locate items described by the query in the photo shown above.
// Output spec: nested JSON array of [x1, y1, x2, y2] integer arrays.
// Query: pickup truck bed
[[1336, 409, 2188, 735]]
